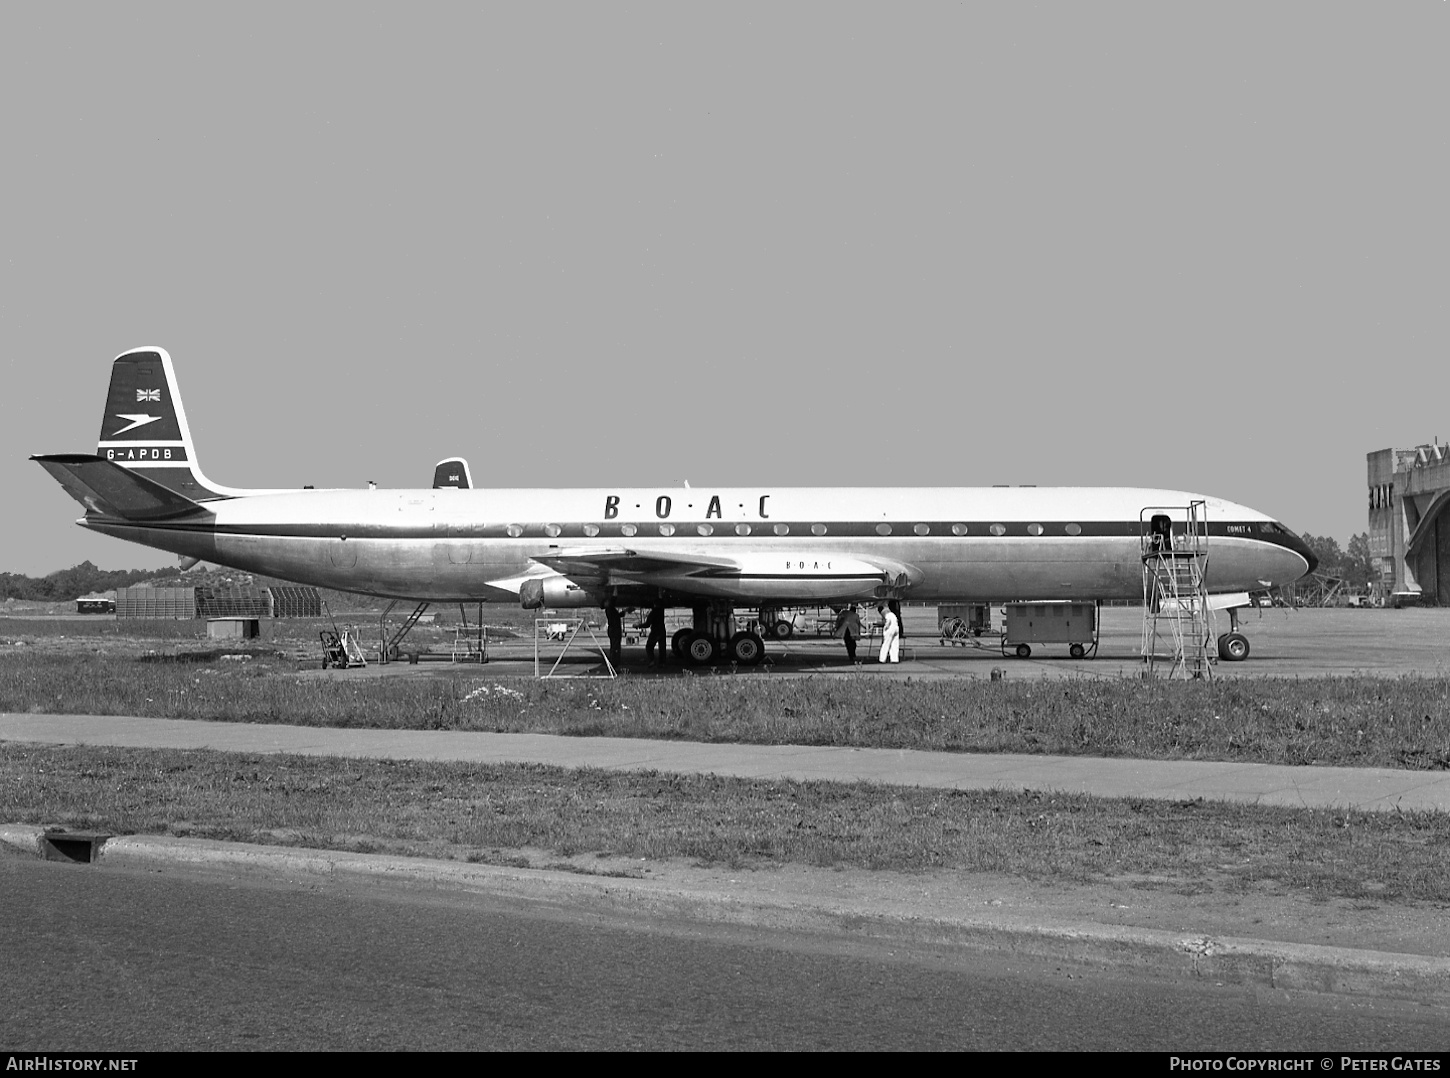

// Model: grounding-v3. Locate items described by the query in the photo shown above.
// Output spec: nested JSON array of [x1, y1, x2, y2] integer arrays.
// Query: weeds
[[5, 743, 1449, 903], [3, 650, 1450, 770]]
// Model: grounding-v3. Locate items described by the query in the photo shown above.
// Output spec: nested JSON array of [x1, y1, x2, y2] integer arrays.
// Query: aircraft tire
[[672, 628, 693, 658], [685, 632, 718, 665], [1218, 632, 1250, 662], [774, 620, 793, 639], [728, 631, 765, 666]]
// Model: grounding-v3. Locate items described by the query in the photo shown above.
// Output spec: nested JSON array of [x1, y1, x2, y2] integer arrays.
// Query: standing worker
[[888, 599, 904, 648], [646, 602, 667, 666], [834, 603, 862, 664], [877, 602, 900, 664], [605, 602, 623, 665]]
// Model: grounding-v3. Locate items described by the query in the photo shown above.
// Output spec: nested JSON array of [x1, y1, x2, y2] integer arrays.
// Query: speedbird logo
[[111, 413, 162, 436]]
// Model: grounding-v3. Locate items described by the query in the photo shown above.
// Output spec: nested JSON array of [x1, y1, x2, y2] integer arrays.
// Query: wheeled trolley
[[938, 603, 992, 646], [1001, 601, 1099, 660], [319, 628, 368, 669]]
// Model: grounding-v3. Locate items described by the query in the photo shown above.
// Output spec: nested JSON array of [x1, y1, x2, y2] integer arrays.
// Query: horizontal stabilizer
[[32, 454, 211, 521]]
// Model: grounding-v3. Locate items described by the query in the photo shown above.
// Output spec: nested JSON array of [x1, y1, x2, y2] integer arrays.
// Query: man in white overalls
[[876, 602, 900, 664]]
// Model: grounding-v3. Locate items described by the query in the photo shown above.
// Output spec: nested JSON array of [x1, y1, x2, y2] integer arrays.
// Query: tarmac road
[[297, 606, 1450, 681], [6, 714, 1450, 1006], [4, 851, 1446, 1051]]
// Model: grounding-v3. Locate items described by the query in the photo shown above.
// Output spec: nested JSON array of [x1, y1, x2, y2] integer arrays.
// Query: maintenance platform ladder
[[1140, 502, 1214, 680]]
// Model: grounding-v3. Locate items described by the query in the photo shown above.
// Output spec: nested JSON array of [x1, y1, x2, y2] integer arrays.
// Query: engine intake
[[519, 576, 595, 609]]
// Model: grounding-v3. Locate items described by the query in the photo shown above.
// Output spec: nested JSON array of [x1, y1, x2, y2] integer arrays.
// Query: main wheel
[[672, 627, 693, 657], [1069, 643, 1086, 659], [774, 619, 793, 639], [728, 630, 766, 667], [1015, 643, 1032, 659], [685, 632, 718, 665], [1218, 632, 1250, 662]]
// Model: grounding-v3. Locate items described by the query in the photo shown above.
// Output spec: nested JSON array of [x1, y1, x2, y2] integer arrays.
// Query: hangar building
[[1368, 440, 1450, 605]]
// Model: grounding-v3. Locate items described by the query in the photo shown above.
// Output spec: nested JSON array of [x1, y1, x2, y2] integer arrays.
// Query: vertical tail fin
[[96, 347, 234, 500], [432, 456, 473, 489]]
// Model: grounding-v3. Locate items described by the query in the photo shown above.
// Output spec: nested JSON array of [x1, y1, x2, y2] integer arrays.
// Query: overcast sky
[[3, 3, 1445, 576]]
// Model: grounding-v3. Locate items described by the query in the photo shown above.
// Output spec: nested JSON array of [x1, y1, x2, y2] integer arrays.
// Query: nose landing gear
[[1217, 607, 1251, 662], [1218, 631, 1250, 661]]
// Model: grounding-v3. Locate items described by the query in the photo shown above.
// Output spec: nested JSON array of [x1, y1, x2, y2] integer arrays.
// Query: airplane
[[34, 348, 1317, 667]]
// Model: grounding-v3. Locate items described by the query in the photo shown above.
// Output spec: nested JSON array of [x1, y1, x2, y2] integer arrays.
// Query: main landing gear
[[668, 604, 767, 667]]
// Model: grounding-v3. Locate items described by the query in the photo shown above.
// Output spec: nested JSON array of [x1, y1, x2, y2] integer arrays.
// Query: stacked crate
[[195, 586, 270, 618], [267, 586, 322, 618], [115, 587, 196, 619]]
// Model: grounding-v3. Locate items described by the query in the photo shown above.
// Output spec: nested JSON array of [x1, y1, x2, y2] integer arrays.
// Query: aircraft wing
[[532, 547, 739, 580], [528, 546, 921, 603]]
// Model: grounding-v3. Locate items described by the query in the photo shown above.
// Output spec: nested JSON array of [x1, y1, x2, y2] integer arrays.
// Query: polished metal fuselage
[[78, 484, 1315, 606]]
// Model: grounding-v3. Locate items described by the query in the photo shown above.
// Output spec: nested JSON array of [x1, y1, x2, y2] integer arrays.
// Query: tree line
[[1298, 533, 1376, 590], [0, 562, 159, 602]]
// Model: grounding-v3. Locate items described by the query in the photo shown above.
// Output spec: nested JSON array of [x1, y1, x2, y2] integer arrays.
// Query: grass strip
[[5, 743, 1450, 904], [4, 651, 1450, 770]]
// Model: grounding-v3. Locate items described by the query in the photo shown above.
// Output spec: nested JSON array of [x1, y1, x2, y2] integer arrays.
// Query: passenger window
[[914, 523, 930, 536], [951, 523, 967, 536], [989, 523, 1006, 536], [621, 524, 637, 537], [876, 523, 892, 536], [773, 523, 790, 536], [811, 523, 826, 536]]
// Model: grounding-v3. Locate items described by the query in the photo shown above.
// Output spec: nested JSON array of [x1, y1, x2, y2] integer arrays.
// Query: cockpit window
[[1260, 522, 1284, 534]]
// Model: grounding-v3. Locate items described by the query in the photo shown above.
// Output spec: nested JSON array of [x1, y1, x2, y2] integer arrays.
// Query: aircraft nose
[[1281, 526, 1317, 578]]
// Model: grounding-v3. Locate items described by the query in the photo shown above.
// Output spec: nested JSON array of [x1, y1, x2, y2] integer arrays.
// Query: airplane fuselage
[[76, 484, 1314, 605]]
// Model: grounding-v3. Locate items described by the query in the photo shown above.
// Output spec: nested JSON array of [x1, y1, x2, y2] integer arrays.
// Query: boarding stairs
[[1140, 501, 1214, 680]]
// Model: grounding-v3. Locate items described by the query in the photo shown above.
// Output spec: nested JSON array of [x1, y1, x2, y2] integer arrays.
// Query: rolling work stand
[[1140, 502, 1213, 679]]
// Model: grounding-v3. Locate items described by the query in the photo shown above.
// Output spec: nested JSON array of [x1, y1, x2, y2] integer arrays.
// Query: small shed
[[206, 617, 260, 640]]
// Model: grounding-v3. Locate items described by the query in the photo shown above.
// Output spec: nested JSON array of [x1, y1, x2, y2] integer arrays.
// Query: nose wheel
[[1217, 632, 1250, 662]]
